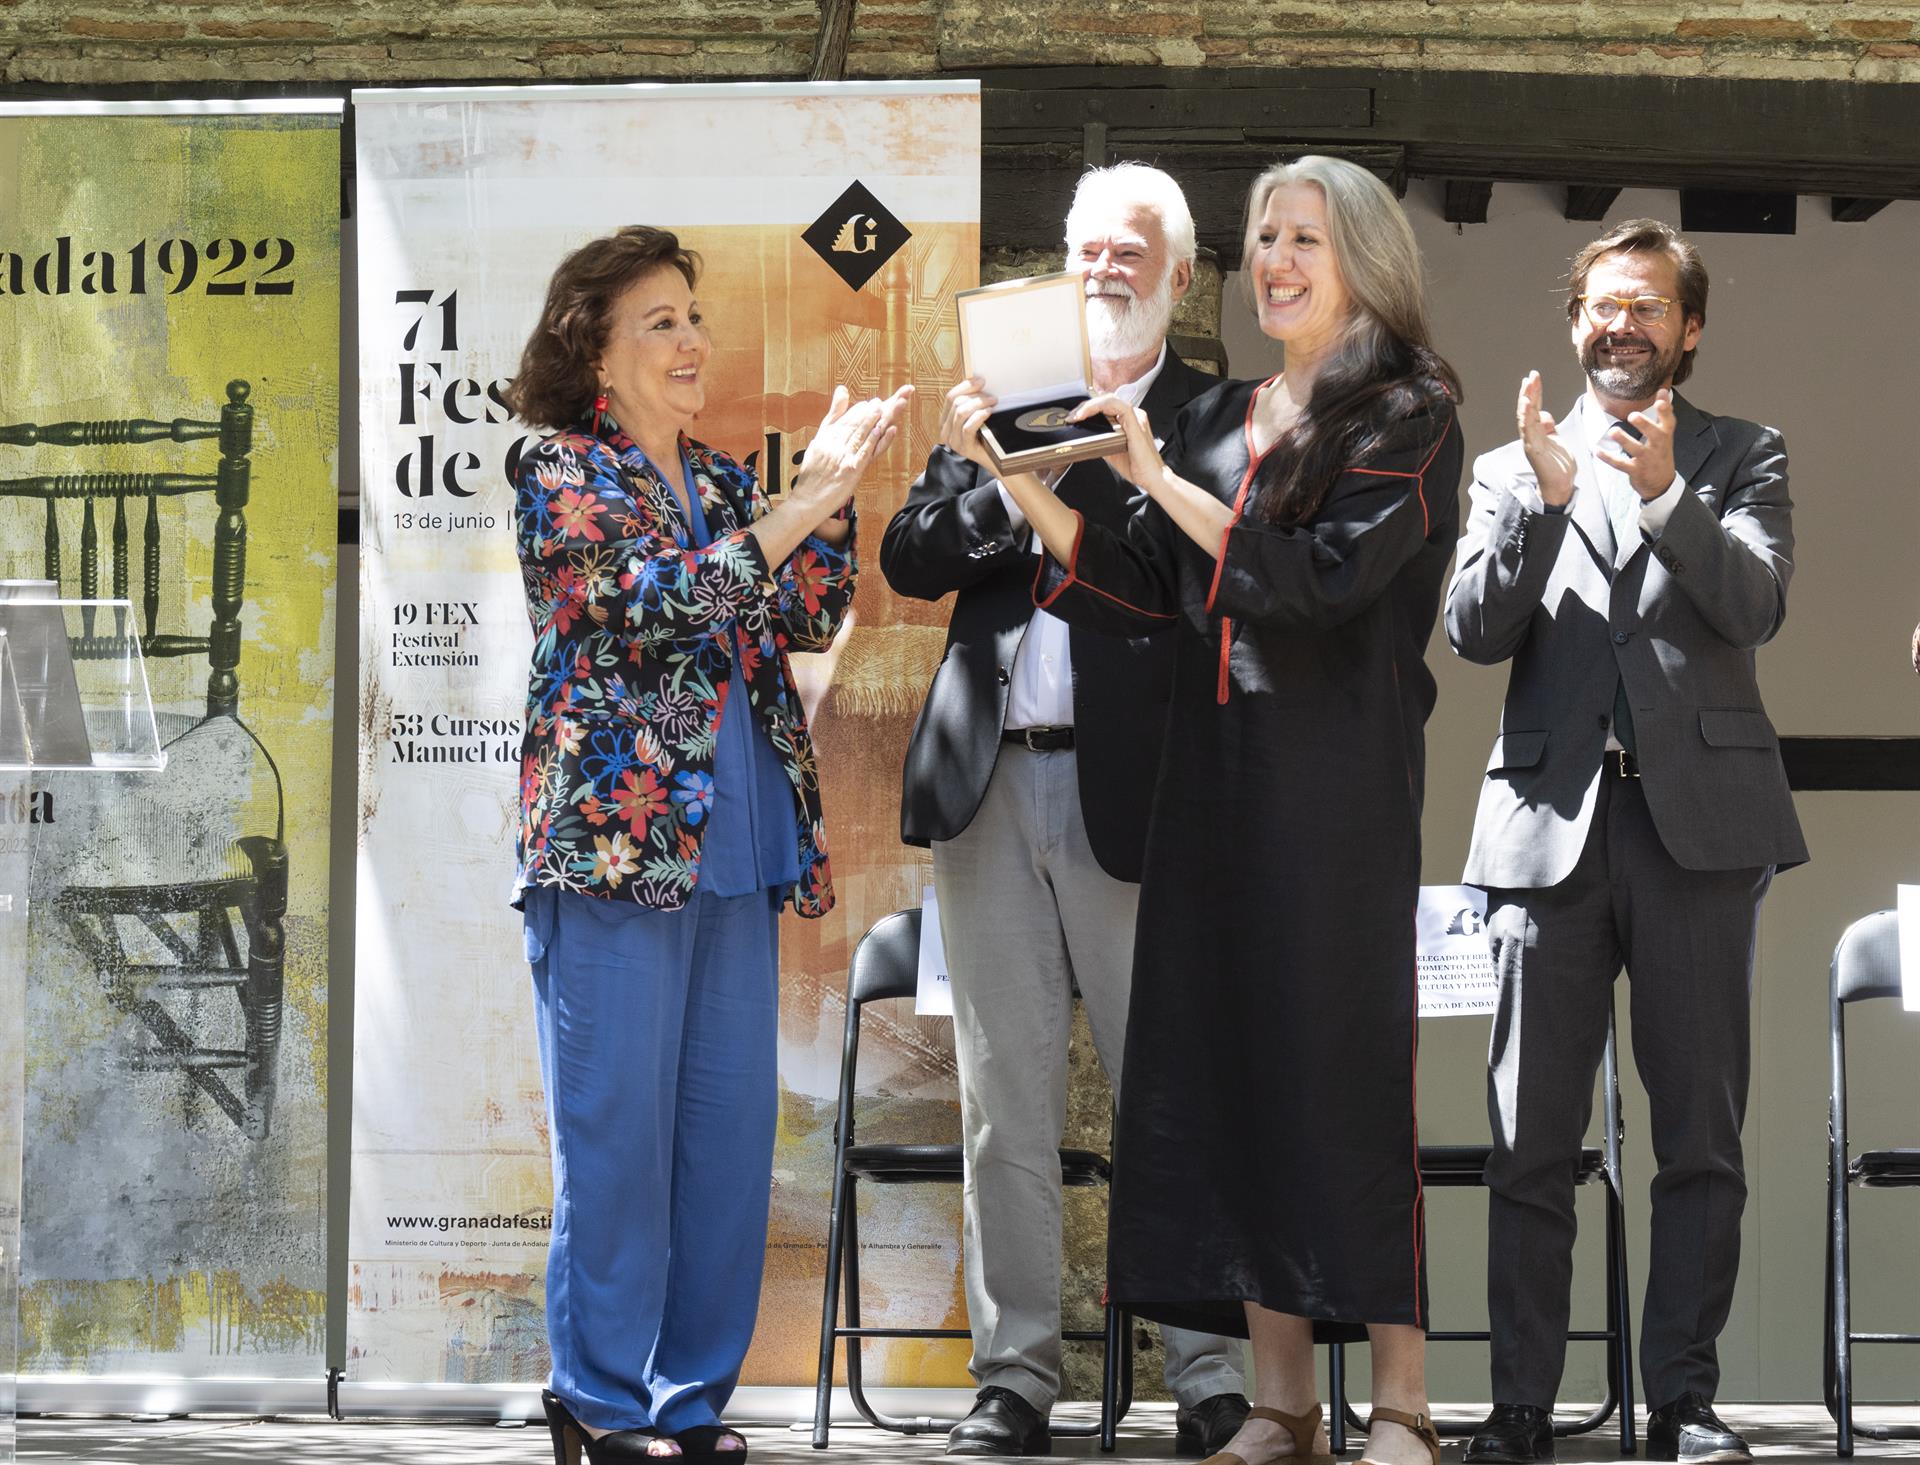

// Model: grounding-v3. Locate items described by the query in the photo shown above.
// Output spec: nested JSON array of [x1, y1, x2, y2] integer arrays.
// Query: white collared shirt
[[995, 345, 1169, 731], [1575, 396, 1683, 753]]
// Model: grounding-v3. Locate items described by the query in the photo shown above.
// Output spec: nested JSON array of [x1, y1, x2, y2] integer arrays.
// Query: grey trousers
[[933, 744, 1244, 1412], [1484, 773, 1771, 1411]]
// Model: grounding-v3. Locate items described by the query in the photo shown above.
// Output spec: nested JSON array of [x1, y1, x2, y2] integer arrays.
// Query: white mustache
[[1085, 281, 1137, 301]]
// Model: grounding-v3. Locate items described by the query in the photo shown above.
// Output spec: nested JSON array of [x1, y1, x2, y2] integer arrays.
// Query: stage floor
[[16, 1404, 1918, 1463]]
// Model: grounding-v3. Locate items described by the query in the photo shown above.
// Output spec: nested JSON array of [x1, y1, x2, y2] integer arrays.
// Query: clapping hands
[[794, 383, 914, 522], [1596, 388, 1679, 500]]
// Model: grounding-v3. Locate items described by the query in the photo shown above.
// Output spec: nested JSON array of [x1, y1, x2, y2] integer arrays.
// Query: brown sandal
[[1363, 1407, 1441, 1465], [1202, 1402, 1336, 1465]]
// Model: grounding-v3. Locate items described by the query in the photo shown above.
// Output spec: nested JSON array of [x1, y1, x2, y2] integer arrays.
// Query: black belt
[[1002, 725, 1075, 752], [1608, 748, 1640, 779]]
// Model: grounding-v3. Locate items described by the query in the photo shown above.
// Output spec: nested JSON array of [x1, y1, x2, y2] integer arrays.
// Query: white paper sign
[[1898, 885, 1920, 1012], [915, 885, 953, 1016], [1417, 885, 1498, 1017]]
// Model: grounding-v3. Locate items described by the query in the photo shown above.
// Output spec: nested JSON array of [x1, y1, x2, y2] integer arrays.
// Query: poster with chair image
[[0, 100, 340, 1380]]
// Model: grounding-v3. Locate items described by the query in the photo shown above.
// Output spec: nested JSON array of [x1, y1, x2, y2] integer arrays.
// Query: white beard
[[1084, 267, 1174, 364]]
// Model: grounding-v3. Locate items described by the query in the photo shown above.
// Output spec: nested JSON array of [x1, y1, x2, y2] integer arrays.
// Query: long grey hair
[[1241, 155, 1459, 526]]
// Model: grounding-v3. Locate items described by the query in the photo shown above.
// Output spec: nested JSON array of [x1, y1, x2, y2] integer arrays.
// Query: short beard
[[1581, 332, 1684, 401], [1084, 267, 1174, 364]]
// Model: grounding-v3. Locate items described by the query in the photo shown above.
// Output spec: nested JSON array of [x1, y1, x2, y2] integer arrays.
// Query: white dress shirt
[[994, 344, 1169, 730], [1576, 397, 1682, 753]]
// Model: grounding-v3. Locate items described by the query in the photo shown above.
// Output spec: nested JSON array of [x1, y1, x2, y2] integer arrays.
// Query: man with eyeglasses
[[1447, 218, 1805, 1465]]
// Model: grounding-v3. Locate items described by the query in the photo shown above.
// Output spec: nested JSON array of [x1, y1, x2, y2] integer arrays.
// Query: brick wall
[[2, 0, 1916, 87]]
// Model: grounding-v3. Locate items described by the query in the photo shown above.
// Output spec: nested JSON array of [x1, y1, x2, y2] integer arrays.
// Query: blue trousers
[[525, 884, 780, 1433]]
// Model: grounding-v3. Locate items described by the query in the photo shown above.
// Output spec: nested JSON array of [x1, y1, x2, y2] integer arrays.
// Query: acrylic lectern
[[0, 588, 160, 1463]]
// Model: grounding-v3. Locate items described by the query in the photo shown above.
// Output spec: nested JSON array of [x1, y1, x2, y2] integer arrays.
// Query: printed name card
[[1417, 885, 1498, 1017], [915, 885, 953, 1017], [1898, 885, 1920, 1013]]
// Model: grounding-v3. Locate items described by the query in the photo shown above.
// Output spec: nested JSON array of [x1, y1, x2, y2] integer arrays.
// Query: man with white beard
[[883, 164, 1247, 1457]]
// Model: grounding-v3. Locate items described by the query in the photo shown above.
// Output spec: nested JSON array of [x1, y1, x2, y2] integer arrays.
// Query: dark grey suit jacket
[[1447, 392, 1808, 888]]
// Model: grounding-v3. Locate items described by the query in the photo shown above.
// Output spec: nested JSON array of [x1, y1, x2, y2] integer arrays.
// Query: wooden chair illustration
[[0, 380, 288, 1141]]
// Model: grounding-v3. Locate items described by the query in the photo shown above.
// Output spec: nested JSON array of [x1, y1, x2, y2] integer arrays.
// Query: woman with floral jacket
[[505, 225, 910, 1465]]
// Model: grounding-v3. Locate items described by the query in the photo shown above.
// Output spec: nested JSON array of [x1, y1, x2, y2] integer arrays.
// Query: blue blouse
[[673, 453, 801, 900]]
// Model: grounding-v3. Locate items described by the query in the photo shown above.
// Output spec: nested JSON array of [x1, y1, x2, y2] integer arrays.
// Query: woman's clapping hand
[[792, 383, 914, 523]]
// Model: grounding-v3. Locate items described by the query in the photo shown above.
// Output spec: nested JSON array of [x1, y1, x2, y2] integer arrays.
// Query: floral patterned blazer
[[511, 424, 855, 916]]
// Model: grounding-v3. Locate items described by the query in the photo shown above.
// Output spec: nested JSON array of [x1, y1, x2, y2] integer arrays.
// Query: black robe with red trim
[[1034, 376, 1462, 1338]]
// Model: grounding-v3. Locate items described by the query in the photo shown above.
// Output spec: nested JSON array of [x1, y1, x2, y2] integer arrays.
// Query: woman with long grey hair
[[941, 155, 1463, 1465]]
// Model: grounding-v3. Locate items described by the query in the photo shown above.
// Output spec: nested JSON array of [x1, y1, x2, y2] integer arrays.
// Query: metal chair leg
[[1832, 1176, 1854, 1457], [840, 1198, 886, 1431], [1607, 1179, 1636, 1455], [812, 1169, 852, 1448], [1328, 1343, 1348, 1455], [1098, 1298, 1120, 1452]]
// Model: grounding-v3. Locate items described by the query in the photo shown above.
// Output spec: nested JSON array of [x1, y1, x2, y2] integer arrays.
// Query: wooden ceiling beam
[[982, 142, 1408, 265], [1564, 185, 1621, 221], [1680, 189, 1796, 234], [1443, 179, 1494, 224], [1830, 196, 1891, 223], [978, 67, 1920, 204]]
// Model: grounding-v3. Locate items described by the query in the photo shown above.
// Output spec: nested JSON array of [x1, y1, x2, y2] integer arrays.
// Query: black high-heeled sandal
[[543, 1389, 681, 1463], [672, 1424, 749, 1462]]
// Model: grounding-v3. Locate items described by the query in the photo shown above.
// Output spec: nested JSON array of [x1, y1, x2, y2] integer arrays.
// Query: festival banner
[[348, 82, 979, 1387], [0, 101, 340, 1377]]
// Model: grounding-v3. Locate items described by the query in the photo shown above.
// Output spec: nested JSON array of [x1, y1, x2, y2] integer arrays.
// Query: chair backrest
[[0, 380, 254, 718], [847, 907, 922, 1007], [1832, 908, 1902, 1006]]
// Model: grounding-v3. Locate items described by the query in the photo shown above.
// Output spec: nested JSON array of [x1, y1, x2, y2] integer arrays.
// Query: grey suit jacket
[[1447, 392, 1808, 888]]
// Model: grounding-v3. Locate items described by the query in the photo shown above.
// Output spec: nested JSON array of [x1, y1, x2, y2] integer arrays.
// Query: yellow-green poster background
[[0, 108, 337, 1374]]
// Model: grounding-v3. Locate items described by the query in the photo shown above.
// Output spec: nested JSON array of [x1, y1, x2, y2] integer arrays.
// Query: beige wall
[[1224, 186, 1920, 1404], [3, 0, 1920, 85]]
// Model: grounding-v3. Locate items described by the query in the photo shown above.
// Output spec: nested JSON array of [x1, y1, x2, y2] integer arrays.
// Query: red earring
[[592, 392, 610, 435]]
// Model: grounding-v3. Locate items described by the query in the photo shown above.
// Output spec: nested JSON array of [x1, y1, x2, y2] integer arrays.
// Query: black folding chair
[[1330, 1005, 1635, 1456], [1823, 908, 1920, 1456], [811, 907, 1132, 1450]]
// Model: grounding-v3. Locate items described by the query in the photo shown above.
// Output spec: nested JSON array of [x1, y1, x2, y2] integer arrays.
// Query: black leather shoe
[[1174, 1392, 1251, 1456], [946, 1386, 1051, 1457], [1463, 1404, 1555, 1464], [1646, 1393, 1751, 1463]]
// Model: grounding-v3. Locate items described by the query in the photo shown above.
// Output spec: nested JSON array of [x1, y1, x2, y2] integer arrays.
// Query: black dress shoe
[[1646, 1393, 1751, 1463], [1463, 1403, 1555, 1464], [1175, 1392, 1252, 1456], [946, 1386, 1052, 1457]]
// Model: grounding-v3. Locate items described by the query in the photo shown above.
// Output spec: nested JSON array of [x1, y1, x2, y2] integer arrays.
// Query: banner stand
[[0, 97, 340, 1408], [16, 1375, 328, 1419], [348, 78, 980, 1397]]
